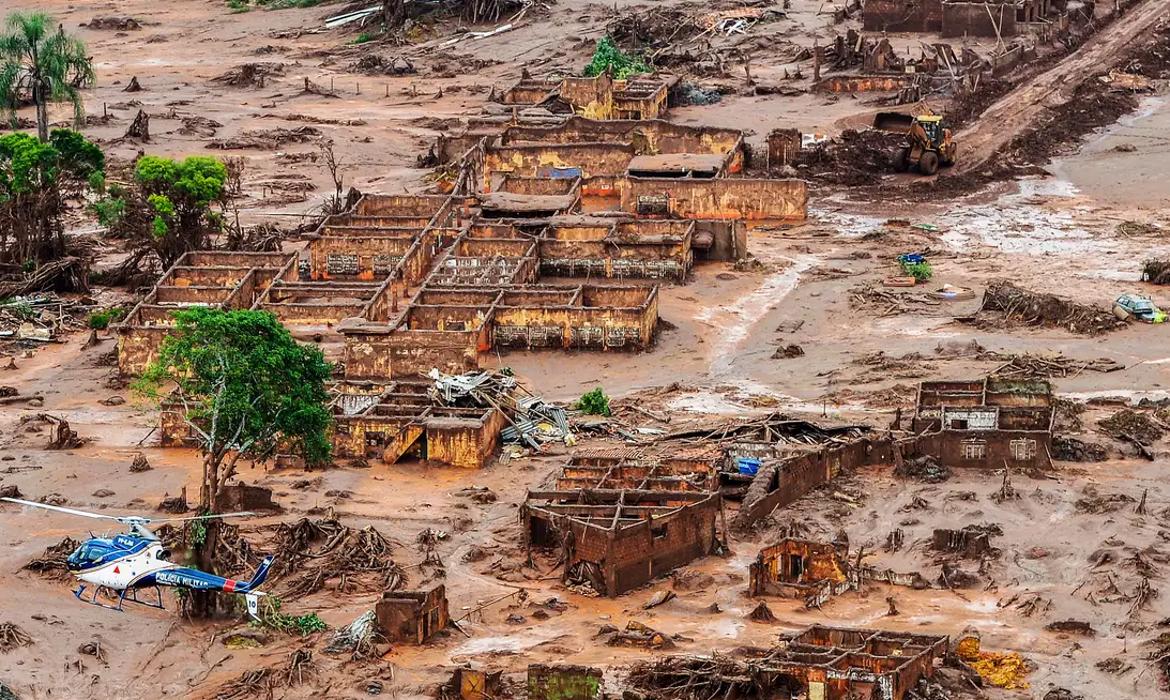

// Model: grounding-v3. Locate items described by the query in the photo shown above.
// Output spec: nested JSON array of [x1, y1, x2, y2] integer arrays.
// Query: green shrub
[[584, 37, 650, 80], [900, 261, 933, 282], [352, 32, 375, 44], [254, 597, 327, 636], [91, 196, 126, 227], [576, 387, 612, 416], [88, 308, 125, 330]]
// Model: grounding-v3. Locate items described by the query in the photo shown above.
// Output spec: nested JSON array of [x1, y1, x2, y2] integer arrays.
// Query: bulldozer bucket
[[873, 112, 915, 133]]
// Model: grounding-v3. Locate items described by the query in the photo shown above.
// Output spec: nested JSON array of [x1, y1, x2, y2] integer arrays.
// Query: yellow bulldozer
[[873, 111, 957, 176]]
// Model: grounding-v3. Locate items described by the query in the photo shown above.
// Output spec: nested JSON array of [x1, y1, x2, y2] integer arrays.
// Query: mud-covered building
[[863, 0, 1057, 37], [499, 72, 674, 121], [522, 447, 725, 597], [627, 625, 949, 700], [912, 378, 1054, 469]]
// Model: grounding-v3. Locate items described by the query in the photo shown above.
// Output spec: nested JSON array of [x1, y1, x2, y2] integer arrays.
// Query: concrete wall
[[621, 178, 808, 222], [606, 496, 719, 595], [942, 2, 1019, 37], [916, 429, 1052, 469], [343, 328, 479, 379], [863, 0, 942, 31], [483, 143, 636, 188]]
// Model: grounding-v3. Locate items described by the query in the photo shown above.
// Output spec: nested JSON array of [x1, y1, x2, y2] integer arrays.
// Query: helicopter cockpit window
[[67, 543, 101, 568]]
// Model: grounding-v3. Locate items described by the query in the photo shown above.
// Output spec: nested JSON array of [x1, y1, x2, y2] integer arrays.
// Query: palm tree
[[0, 12, 94, 142]]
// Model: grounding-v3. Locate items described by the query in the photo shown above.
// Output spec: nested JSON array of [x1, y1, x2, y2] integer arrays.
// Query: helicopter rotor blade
[[1, 497, 123, 521], [147, 511, 257, 523]]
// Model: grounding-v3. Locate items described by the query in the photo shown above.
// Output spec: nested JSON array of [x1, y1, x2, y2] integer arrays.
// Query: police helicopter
[[2, 497, 274, 619]]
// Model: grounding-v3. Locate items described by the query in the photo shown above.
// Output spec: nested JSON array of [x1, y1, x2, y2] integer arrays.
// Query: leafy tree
[[584, 37, 649, 80], [0, 12, 95, 142], [96, 155, 229, 268], [0, 128, 102, 264], [137, 308, 332, 616]]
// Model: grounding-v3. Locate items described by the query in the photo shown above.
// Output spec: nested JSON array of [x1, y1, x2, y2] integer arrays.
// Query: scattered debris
[[211, 63, 285, 88], [895, 455, 950, 483], [21, 537, 80, 580], [602, 621, 677, 649], [129, 453, 152, 473], [0, 623, 33, 653], [208, 126, 322, 151], [978, 281, 1124, 335]]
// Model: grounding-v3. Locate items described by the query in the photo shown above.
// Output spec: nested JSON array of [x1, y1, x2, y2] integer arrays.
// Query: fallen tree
[[978, 281, 1124, 335]]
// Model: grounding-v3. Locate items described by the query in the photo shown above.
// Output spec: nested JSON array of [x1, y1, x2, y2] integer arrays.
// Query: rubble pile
[[210, 62, 285, 88], [793, 130, 906, 186], [164, 517, 404, 600], [429, 369, 572, 448], [20, 537, 80, 581], [1051, 435, 1108, 462], [1097, 409, 1164, 445], [978, 282, 1124, 335], [896, 455, 950, 483], [1142, 259, 1170, 285], [987, 352, 1124, 379], [268, 517, 405, 599]]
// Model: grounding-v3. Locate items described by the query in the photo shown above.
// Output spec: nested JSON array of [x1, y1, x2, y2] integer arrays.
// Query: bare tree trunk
[[190, 451, 223, 618], [383, 0, 406, 32], [35, 87, 49, 143]]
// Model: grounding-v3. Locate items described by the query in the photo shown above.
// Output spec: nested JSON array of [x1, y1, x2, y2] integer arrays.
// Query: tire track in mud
[[955, 0, 1169, 173]]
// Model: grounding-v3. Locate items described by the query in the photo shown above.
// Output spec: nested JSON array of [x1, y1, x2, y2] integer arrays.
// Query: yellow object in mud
[[956, 634, 1031, 690]]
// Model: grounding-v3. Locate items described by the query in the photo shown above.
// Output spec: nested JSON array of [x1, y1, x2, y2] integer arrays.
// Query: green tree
[[0, 12, 95, 142], [0, 128, 102, 263], [137, 308, 332, 616], [97, 155, 230, 269]]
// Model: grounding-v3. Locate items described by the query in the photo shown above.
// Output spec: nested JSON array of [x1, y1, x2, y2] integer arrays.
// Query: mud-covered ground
[[2, 0, 1170, 698]]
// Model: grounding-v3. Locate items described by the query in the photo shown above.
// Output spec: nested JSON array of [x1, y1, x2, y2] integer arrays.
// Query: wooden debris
[[0, 622, 33, 653]]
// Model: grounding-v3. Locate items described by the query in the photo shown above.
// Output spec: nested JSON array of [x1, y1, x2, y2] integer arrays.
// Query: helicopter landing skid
[[75, 584, 166, 613]]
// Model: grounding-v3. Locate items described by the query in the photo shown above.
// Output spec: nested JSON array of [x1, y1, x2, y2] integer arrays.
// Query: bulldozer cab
[[916, 116, 945, 148]]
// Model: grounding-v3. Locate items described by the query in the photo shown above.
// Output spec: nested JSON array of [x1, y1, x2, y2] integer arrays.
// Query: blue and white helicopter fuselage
[[3, 497, 272, 619]]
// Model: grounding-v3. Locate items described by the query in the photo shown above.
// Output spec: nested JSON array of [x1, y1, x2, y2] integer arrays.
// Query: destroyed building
[[863, 0, 1059, 37], [522, 465, 723, 596], [912, 378, 1054, 469], [749, 538, 849, 598], [327, 370, 569, 469], [627, 625, 948, 700], [499, 71, 675, 120], [118, 113, 809, 385], [115, 251, 296, 375], [749, 538, 930, 608], [375, 584, 450, 644], [328, 378, 508, 468]]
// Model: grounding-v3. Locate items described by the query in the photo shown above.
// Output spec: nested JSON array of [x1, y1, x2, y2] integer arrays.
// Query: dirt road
[[953, 0, 1168, 172]]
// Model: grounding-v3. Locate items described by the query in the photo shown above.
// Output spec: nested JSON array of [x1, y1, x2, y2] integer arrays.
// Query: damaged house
[[522, 473, 723, 596], [749, 538, 931, 608], [912, 378, 1054, 469], [863, 0, 1059, 37], [499, 71, 675, 121], [627, 625, 949, 700]]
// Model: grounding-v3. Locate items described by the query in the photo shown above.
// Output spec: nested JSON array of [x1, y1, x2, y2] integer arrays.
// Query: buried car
[[1113, 294, 1167, 323]]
